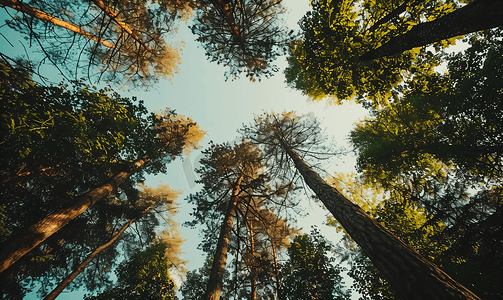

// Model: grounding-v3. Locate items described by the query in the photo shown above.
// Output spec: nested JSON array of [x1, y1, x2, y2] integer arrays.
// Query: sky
[[1, 1, 369, 298]]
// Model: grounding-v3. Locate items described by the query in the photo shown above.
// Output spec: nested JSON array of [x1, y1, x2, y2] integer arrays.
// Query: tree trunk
[[359, 0, 503, 61], [279, 141, 480, 300], [0, 0, 115, 48], [0, 159, 145, 274], [43, 205, 151, 300], [270, 239, 282, 300], [204, 175, 243, 300], [248, 219, 257, 300]]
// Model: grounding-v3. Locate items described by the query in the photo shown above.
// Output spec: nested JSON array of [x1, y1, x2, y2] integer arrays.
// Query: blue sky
[[1, 1, 369, 298]]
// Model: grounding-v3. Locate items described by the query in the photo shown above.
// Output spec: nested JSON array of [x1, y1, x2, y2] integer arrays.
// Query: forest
[[0, 0, 502, 299]]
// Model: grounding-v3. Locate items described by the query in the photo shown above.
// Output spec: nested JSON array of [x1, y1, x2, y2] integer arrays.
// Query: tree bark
[[279, 141, 480, 300], [359, 0, 503, 61], [204, 175, 243, 300], [248, 219, 257, 300], [0, 0, 115, 48], [43, 205, 151, 300], [0, 159, 145, 274], [270, 239, 282, 300]]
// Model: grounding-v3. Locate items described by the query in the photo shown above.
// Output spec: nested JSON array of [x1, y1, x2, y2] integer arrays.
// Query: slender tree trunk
[[43, 205, 151, 300], [0, 159, 145, 274], [279, 141, 480, 300], [248, 219, 257, 300], [0, 0, 115, 48], [204, 175, 243, 300], [359, 0, 503, 61], [270, 239, 282, 300], [89, 0, 153, 53]]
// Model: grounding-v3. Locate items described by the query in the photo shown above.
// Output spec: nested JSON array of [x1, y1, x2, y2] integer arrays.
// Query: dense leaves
[[284, 0, 459, 104], [0, 60, 202, 299], [351, 28, 503, 186], [281, 228, 350, 300], [85, 242, 177, 300], [190, 0, 295, 81]]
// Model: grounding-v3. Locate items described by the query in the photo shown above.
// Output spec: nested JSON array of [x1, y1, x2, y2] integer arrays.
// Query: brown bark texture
[[270, 239, 282, 300], [0, 0, 115, 47], [204, 175, 243, 300], [43, 206, 151, 300], [360, 0, 503, 61], [0, 160, 145, 274], [279, 141, 480, 300], [248, 220, 257, 300]]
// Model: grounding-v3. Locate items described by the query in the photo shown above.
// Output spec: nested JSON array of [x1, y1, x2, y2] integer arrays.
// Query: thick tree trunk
[[359, 0, 503, 61], [279, 141, 480, 300], [204, 175, 243, 300], [0, 0, 115, 48], [0, 159, 145, 274], [89, 0, 153, 53], [43, 205, 151, 300]]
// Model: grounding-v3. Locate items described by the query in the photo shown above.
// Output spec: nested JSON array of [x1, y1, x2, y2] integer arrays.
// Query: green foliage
[[281, 228, 350, 300], [85, 243, 177, 300], [190, 0, 295, 81], [284, 0, 456, 104], [351, 28, 503, 186], [328, 171, 503, 299], [0, 60, 201, 299], [179, 256, 230, 300]]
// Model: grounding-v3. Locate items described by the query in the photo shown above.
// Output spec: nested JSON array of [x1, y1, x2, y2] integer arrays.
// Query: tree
[[359, 0, 503, 61], [281, 227, 350, 300], [186, 141, 296, 300], [326, 172, 503, 299], [43, 183, 182, 300], [351, 27, 503, 186], [0, 61, 205, 277], [242, 111, 480, 300], [84, 242, 178, 300], [186, 142, 264, 300], [190, 0, 295, 81], [283, 0, 470, 104], [1, 0, 191, 87]]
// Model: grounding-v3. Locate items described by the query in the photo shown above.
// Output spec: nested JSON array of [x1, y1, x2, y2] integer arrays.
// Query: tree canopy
[[1, 0, 191, 87]]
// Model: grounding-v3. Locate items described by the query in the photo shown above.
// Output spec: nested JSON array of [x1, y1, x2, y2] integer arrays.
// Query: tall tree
[[284, 0, 471, 104], [43, 183, 182, 300], [242, 111, 480, 300], [358, 0, 503, 61], [186, 142, 263, 300], [351, 27, 503, 185], [1, 0, 191, 87], [190, 0, 295, 81], [327, 172, 503, 299], [0, 61, 205, 277]]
